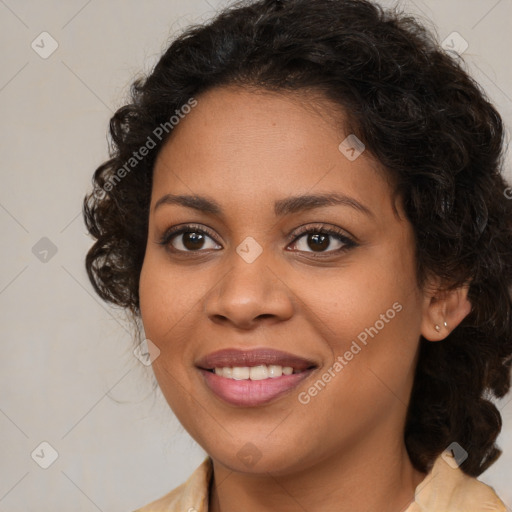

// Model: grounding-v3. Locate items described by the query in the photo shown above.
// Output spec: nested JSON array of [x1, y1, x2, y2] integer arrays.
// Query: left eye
[[290, 229, 353, 253]]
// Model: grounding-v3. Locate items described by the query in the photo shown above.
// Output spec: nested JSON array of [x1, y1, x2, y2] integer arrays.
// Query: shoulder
[[410, 451, 507, 512], [133, 457, 212, 512]]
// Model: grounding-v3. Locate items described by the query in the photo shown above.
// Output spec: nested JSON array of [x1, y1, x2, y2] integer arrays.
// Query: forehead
[[151, 85, 396, 218]]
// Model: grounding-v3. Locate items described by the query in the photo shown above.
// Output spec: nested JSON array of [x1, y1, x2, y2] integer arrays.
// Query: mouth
[[195, 348, 318, 407]]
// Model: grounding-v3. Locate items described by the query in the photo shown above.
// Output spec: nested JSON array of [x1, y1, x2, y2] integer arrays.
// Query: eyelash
[[157, 223, 358, 258]]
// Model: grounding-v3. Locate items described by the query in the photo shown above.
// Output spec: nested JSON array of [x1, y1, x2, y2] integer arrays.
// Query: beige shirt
[[134, 451, 507, 512]]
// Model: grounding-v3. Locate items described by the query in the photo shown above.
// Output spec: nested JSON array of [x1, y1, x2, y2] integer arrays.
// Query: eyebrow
[[153, 192, 374, 218]]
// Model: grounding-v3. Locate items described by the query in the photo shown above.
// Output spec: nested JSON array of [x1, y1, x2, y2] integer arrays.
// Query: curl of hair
[[83, 0, 512, 477]]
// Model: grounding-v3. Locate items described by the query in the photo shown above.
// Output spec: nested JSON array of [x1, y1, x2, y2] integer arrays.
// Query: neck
[[208, 432, 427, 512]]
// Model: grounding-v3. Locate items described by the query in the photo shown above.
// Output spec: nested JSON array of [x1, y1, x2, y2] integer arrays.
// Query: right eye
[[158, 224, 222, 253]]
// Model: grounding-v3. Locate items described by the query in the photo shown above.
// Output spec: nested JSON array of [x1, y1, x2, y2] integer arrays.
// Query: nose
[[203, 251, 295, 330]]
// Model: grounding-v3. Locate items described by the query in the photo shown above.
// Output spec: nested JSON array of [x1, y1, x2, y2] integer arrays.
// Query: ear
[[420, 277, 473, 342]]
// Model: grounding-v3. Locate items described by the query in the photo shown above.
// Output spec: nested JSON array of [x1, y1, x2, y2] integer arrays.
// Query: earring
[[434, 321, 448, 332]]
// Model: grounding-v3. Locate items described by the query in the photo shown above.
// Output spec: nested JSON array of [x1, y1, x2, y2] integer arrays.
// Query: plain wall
[[0, 1, 511, 510]]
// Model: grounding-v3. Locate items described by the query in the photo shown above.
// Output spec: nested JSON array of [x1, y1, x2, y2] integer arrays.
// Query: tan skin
[[139, 85, 472, 512]]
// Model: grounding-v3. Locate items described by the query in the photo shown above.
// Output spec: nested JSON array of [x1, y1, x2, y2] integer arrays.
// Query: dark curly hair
[[83, 0, 512, 478]]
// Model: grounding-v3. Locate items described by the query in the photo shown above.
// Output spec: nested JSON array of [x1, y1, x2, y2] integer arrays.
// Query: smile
[[199, 368, 315, 407], [196, 348, 317, 407]]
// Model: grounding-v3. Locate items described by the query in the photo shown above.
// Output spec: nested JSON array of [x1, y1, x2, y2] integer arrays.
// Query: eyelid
[[286, 223, 356, 245]]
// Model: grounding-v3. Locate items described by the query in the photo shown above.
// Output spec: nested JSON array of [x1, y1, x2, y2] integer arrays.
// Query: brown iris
[[182, 231, 206, 250], [307, 233, 329, 252]]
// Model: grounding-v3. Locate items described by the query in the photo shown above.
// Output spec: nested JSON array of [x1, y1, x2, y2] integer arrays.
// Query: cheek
[[139, 253, 201, 342], [297, 255, 418, 347], [139, 255, 193, 382], [296, 245, 422, 390], [139, 257, 201, 419]]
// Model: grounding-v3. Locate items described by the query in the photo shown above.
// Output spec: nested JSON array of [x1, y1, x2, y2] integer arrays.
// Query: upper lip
[[195, 348, 317, 371]]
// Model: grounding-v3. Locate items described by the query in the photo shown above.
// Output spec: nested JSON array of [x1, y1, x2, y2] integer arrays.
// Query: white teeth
[[232, 367, 250, 380], [267, 365, 282, 378], [212, 364, 298, 380], [249, 365, 268, 380]]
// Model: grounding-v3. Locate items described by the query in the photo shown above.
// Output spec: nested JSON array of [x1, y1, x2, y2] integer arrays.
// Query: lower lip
[[199, 368, 314, 407]]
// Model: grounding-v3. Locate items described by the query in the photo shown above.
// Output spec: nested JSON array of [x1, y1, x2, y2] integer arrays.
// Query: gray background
[[0, 1, 511, 511]]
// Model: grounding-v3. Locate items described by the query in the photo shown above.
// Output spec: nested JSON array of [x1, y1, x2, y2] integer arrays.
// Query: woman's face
[[139, 85, 427, 474]]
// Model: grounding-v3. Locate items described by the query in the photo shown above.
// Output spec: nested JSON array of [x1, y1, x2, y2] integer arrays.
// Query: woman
[[83, 0, 512, 510]]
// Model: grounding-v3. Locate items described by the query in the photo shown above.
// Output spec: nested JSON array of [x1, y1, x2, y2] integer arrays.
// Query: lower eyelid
[[290, 233, 354, 252], [162, 231, 219, 251]]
